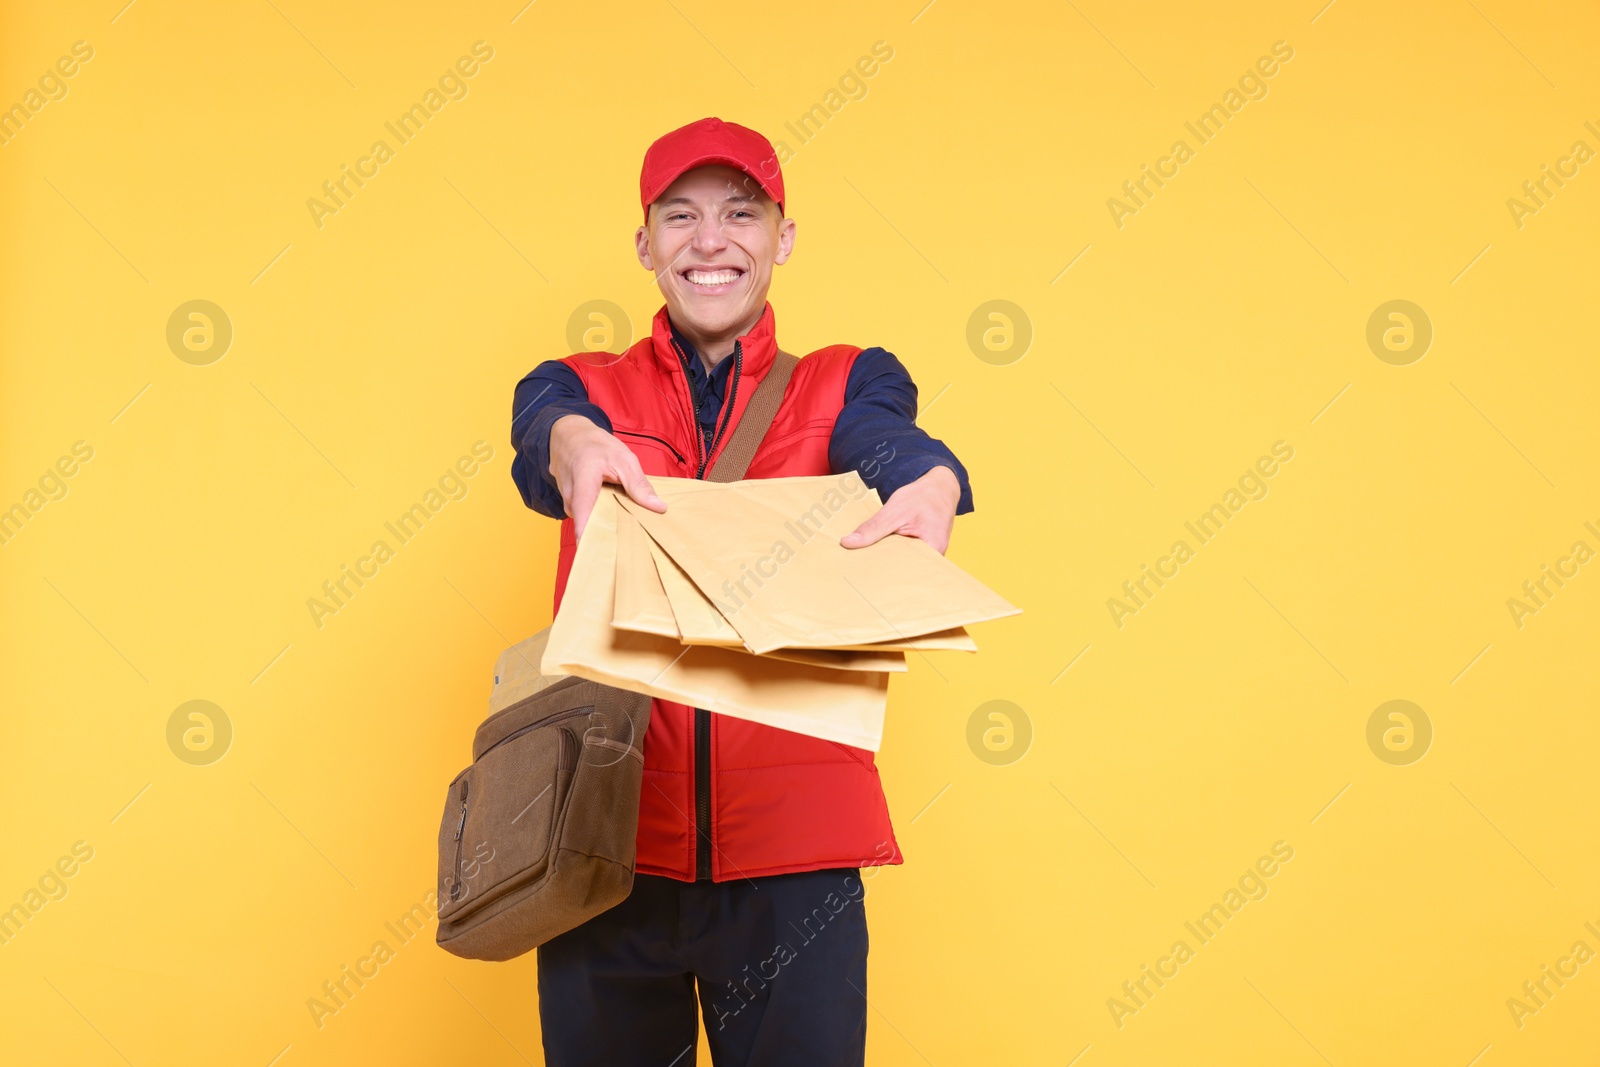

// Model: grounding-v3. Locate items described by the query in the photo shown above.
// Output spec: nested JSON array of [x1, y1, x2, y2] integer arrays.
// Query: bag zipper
[[478, 706, 591, 760], [559, 725, 575, 771], [450, 778, 469, 901]]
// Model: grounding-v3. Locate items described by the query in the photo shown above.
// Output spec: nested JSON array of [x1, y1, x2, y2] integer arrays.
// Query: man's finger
[[840, 508, 897, 549], [617, 461, 667, 514], [568, 477, 600, 542]]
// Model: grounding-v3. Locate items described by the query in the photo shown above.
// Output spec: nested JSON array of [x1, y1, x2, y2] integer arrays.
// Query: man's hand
[[840, 465, 961, 555], [548, 414, 666, 539]]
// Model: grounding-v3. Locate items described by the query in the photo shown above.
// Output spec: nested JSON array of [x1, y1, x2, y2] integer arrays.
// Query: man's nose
[[691, 215, 728, 253]]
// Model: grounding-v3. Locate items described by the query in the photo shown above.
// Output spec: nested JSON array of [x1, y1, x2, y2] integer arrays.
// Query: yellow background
[[3, 0, 1598, 1063]]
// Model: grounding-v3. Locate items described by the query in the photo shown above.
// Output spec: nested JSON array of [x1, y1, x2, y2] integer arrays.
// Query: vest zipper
[[669, 340, 706, 475], [698, 342, 743, 479], [674, 336, 745, 881], [694, 707, 712, 880]]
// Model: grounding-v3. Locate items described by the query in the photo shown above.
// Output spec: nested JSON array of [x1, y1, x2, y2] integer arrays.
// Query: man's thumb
[[621, 469, 667, 513], [840, 510, 891, 549]]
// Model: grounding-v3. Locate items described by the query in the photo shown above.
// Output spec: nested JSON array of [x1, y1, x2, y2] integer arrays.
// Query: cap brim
[[643, 154, 783, 217]]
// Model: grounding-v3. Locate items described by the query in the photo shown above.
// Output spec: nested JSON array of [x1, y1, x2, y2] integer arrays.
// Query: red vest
[[552, 303, 903, 882]]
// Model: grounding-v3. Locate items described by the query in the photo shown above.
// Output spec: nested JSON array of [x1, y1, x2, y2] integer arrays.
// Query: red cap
[[639, 117, 785, 222]]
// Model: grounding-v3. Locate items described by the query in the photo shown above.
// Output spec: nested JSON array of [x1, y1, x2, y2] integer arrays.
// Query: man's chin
[[662, 295, 761, 343]]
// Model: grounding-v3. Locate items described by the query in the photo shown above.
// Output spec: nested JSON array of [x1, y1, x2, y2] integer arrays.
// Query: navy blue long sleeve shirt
[[510, 329, 975, 519]]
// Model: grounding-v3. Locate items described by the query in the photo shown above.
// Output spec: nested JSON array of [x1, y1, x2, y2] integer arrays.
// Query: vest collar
[[649, 302, 778, 380]]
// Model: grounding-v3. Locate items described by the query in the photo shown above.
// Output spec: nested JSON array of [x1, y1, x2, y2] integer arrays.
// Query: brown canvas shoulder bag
[[434, 673, 651, 960]]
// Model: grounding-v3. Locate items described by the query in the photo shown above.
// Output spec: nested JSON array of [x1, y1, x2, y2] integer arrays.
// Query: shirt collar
[[649, 302, 778, 382]]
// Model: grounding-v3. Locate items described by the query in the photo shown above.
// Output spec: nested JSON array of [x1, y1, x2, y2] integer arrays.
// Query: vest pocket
[[829, 739, 876, 769], [613, 427, 687, 466], [758, 416, 835, 454]]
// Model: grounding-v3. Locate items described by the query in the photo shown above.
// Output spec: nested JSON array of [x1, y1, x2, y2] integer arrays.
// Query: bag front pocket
[[437, 712, 581, 924]]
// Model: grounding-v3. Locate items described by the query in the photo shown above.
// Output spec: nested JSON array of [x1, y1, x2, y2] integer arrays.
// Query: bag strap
[[706, 349, 799, 483]]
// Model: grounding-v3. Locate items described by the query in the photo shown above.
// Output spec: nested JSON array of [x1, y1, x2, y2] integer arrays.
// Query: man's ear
[[635, 223, 654, 270], [773, 217, 797, 266]]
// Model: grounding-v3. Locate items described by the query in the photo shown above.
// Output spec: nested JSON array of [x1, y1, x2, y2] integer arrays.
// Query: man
[[509, 116, 974, 1067]]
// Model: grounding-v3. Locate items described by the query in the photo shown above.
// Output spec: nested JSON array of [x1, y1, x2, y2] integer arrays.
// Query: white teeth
[[685, 269, 740, 287]]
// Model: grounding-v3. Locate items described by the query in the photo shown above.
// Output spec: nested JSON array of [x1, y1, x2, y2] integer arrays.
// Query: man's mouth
[[681, 267, 744, 292]]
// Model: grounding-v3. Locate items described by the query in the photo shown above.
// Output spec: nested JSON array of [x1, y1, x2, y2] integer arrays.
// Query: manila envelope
[[642, 517, 976, 654], [611, 505, 681, 640], [608, 476, 976, 653], [618, 472, 1021, 655], [489, 627, 565, 714], [612, 507, 908, 674], [650, 535, 746, 646], [545, 488, 890, 751]]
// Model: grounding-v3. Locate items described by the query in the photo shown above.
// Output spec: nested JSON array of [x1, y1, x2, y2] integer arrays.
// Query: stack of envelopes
[[540, 471, 1020, 751]]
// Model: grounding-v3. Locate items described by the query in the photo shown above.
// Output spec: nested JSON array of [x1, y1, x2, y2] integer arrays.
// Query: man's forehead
[[656, 190, 763, 209], [658, 165, 768, 202]]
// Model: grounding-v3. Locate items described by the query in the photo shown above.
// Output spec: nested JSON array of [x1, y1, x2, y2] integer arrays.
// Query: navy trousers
[[536, 866, 869, 1066]]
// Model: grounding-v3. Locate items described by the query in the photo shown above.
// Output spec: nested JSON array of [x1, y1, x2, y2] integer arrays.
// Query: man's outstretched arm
[[829, 347, 974, 555], [510, 361, 664, 537]]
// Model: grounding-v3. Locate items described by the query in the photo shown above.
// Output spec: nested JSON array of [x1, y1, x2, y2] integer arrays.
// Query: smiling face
[[635, 164, 796, 357]]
